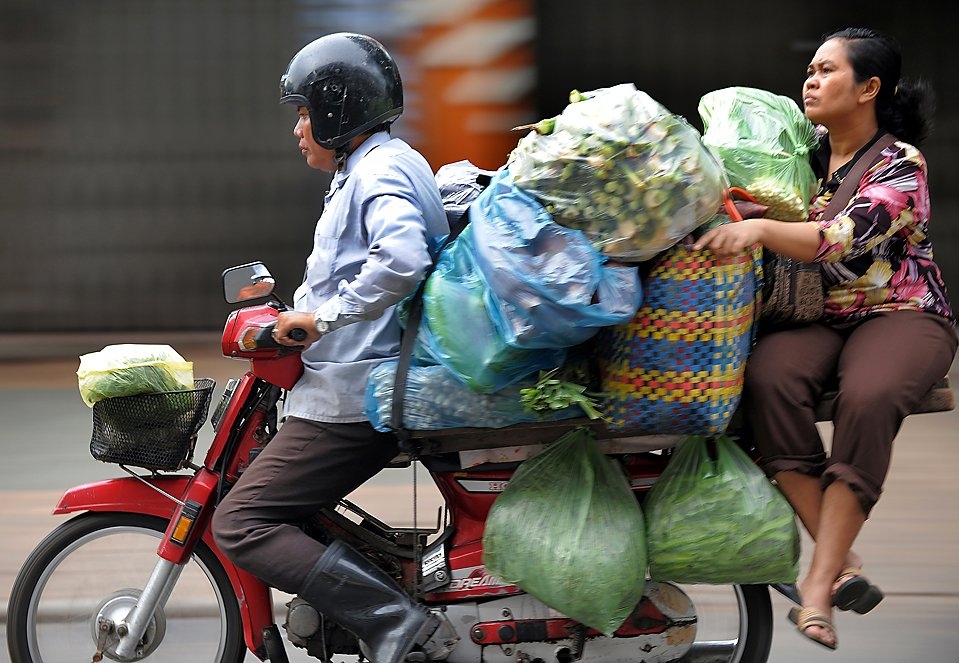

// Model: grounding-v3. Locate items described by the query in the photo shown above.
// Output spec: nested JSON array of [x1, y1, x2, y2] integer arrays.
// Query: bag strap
[[820, 132, 897, 219], [389, 209, 472, 450]]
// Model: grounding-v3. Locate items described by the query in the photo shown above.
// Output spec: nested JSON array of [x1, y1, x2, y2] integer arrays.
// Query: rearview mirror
[[222, 262, 276, 304]]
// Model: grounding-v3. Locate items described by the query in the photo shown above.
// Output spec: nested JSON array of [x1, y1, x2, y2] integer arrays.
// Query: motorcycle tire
[[679, 583, 773, 663], [6, 512, 246, 663]]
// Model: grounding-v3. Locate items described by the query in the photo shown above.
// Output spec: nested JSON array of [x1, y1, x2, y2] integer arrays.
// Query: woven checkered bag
[[596, 224, 760, 435]]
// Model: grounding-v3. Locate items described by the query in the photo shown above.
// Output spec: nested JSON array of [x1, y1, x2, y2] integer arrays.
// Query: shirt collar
[[332, 131, 391, 187]]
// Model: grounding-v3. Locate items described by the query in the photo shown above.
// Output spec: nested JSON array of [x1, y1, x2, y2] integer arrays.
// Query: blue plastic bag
[[470, 170, 642, 349], [415, 224, 566, 393]]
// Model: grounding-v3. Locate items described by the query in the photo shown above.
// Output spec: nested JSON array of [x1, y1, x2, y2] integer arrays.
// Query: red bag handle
[[722, 186, 758, 222]]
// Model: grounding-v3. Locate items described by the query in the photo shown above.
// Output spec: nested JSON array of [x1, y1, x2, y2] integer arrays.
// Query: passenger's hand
[[272, 312, 322, 347], [693, 219, 764, 257]]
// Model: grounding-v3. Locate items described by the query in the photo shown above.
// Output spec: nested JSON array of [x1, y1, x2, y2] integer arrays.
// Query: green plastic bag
[[698, 86, 819, 221], [482, 427, 648, 636], [645, 435, 800, 584]]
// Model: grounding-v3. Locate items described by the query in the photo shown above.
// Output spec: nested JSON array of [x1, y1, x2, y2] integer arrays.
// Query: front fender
[[53, 476, 274, 658], [54, 475, 189, 518]]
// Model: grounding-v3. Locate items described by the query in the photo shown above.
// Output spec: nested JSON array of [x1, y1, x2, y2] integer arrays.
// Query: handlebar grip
[[288, 327, 308, 342]]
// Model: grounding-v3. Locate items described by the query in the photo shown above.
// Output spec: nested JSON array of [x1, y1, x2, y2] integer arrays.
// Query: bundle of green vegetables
[[507, 84, 726, 261], [77, 344, 195, 407], [644, 435, 800, 584], [698, 87, 819, 221]]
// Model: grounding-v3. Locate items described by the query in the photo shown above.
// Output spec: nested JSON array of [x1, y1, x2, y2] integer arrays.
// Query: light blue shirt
[[284, 133, 448, 423]]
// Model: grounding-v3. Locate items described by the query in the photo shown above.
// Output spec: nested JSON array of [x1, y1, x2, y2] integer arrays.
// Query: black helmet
[[279, 33, 403, 150]]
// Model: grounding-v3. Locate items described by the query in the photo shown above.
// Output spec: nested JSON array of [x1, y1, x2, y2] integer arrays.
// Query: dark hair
[[823, 27, 935, 146]]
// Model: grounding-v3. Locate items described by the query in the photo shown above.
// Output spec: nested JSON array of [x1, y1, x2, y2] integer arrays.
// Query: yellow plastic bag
[[77, 344, 194, 407]]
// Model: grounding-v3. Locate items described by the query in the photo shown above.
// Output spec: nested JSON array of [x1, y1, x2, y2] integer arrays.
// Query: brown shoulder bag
[[760, 133, 897, 327]]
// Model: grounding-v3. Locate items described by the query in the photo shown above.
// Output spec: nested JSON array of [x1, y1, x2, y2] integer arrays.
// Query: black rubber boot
[[300, 539, 438, 663]]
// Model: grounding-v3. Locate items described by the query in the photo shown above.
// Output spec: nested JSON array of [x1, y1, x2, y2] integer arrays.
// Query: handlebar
[[250, 324, 308, 349]]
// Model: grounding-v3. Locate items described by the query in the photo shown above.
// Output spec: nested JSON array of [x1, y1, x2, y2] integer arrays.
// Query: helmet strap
[[333, 145, 350, 171]]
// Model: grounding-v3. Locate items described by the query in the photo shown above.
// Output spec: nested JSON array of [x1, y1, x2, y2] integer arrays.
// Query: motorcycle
[[7, 262, 953, 663]]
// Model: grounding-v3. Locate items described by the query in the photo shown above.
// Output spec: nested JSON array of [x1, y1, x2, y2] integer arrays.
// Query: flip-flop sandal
[[788, 606, 838, 650], [832, 567, 885, 614]]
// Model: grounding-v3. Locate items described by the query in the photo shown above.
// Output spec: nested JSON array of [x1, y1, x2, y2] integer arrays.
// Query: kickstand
[[263, 624, 291, 663]]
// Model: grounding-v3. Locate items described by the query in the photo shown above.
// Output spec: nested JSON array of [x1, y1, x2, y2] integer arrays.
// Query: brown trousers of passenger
[[742, 311, 956, 518], [211, 417, 399, 594]]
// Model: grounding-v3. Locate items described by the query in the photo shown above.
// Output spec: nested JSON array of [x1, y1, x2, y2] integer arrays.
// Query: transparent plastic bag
[[77, 344, 194, 407], [698, 87, 819, 221], [645, 435, 800, 584], [483, 427, 648, 636], [469, 169, 642, 349], [364, 361, 584, 431], [508, 84, 726, 261], [416, 224, 566, 393]]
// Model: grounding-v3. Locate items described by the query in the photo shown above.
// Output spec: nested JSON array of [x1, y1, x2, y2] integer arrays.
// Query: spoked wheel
[[679, 584, 772, 663], [6, 513, 246, 663]]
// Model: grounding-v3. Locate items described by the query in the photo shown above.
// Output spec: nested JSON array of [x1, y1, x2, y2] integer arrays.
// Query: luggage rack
[[393, 375, 954, 463]]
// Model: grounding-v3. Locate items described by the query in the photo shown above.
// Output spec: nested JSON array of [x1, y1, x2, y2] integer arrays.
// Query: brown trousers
[[743, 311, 956, 517], [211, 417, 399, 593]]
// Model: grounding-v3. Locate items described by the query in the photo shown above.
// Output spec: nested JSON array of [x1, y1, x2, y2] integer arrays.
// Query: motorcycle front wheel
[[6, 512, 246, 663]]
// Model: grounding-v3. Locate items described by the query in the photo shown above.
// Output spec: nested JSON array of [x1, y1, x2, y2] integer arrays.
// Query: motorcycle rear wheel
[[6, 512, 246, 663], [679, 583, 772, 663]]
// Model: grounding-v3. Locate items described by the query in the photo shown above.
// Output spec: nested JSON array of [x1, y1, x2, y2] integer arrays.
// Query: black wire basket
[[90, 378, 216, 471]]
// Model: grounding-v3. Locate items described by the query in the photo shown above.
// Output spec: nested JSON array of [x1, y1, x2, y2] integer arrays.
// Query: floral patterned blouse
[[810, 131, 955, 326]]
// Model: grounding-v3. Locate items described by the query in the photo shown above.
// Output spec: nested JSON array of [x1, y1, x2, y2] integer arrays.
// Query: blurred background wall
[[1, 0, 956, 333]]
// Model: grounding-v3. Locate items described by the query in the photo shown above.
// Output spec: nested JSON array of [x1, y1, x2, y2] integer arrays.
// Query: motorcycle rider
[[211, 32, 448, 663]]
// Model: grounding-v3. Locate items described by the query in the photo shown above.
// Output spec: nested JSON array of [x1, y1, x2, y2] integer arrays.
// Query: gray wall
[[0, 0, 326, 332], [2, 0, 957, 333]]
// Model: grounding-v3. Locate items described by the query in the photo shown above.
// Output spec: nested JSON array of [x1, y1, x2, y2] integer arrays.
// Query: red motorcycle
[[7, 262, 953, 663]]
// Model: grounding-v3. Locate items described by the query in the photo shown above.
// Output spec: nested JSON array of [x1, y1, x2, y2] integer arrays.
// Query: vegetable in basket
[[77, 344, 195, 407], [508, 83, 726, 261]]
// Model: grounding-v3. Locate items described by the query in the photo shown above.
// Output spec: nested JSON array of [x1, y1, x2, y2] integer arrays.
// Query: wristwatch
[[313, 311, 331, 335]]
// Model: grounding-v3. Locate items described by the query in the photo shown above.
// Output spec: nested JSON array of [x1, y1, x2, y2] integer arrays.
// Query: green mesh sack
[[645, 435, 800, 584], [482, 427, 647, 636]]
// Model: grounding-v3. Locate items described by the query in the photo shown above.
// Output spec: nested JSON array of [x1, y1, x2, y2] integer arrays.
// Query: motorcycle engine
[[284, 597, 362, 658]]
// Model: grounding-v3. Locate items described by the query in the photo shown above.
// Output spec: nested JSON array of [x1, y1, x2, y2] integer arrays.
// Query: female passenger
[[695, 27, 957, 650]]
